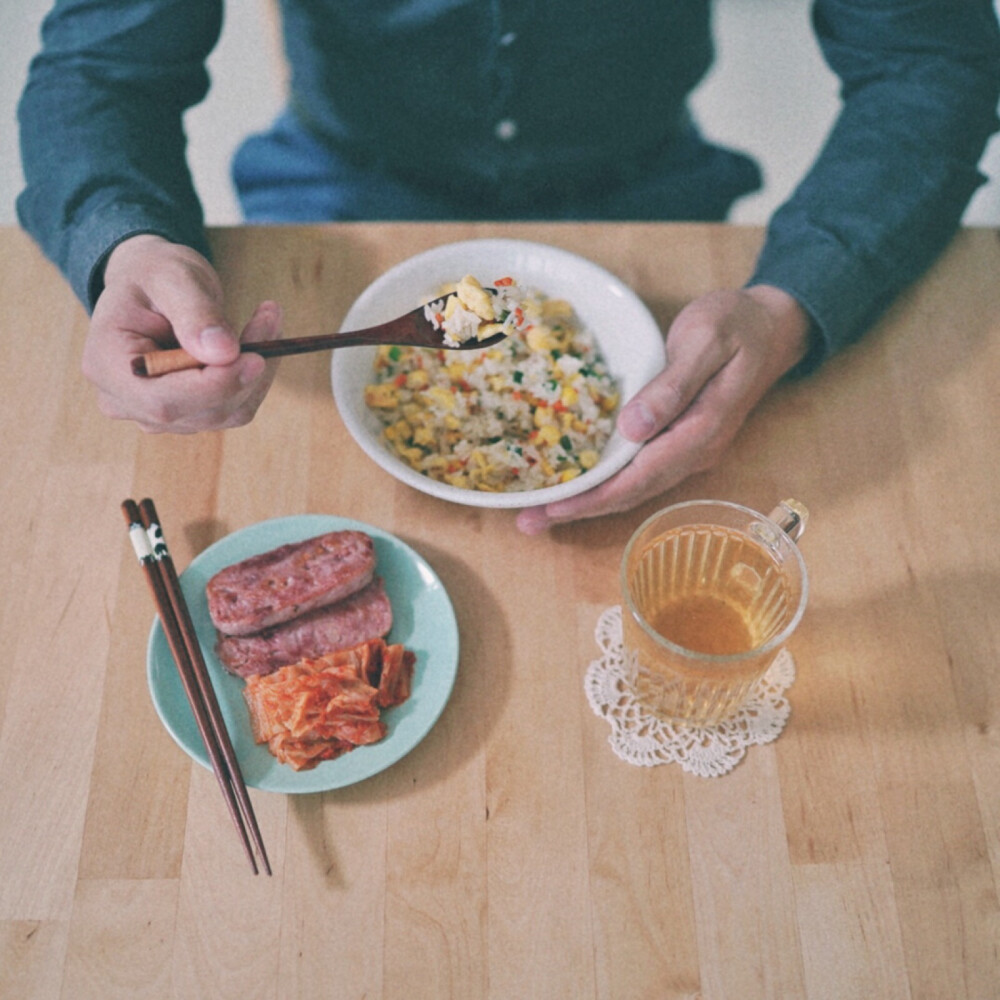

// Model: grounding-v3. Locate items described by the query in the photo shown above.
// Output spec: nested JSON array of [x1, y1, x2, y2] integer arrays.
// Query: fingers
[[617, 292, 739, 443], [516, 289, 805, 535], [126, 301, 282, 433], [225, 300, 284, 417], [139, 249, 241, 367], [516, 401, 722, 534], [86, 236, 284, 432]]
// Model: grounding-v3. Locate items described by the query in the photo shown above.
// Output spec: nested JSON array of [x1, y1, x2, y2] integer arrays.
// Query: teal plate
[[146, 515, 459, 793]]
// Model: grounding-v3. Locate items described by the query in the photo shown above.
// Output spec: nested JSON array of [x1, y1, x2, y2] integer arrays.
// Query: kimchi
[[242, 639, 416, 771]]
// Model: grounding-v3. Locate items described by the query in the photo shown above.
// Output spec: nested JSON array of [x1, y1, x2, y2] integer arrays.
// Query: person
[[17, 1, 1000, 534]]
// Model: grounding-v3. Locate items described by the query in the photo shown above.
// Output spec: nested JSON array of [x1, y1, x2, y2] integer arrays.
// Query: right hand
[[82, 234, 282, 433]]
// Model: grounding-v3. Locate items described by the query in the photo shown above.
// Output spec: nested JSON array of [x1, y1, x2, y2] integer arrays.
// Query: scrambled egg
[[426, 275, 517, 347], [365, 280, 619, 493]]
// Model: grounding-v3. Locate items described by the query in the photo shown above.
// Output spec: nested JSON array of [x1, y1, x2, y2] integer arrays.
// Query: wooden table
[[1, 222, 998, 1000]]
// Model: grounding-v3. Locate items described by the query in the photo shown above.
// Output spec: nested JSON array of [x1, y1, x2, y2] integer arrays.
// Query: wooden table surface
[[1, 222, 998, 1000]]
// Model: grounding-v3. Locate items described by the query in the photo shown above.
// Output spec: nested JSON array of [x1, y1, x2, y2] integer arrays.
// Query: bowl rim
[[331, 237, 665, 509]]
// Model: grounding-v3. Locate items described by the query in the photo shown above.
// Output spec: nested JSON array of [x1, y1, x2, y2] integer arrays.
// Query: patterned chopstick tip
[[145, 520, 168, 560], [123, 500, 167, 563], [127, 521, 154, 562]]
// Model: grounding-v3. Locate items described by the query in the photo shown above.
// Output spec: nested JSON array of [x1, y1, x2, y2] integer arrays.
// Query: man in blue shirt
[[17, 0, 1000, 532]]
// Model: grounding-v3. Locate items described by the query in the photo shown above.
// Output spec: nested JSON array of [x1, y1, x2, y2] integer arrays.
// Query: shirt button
[[499, 31, 517, 46], [494, 118, 518, 141]]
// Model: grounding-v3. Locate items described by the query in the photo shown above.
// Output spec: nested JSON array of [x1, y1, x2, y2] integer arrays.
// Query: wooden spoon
[[131, 301, 508, 377]]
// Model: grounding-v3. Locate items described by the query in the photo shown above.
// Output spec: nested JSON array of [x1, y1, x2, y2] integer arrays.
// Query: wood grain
[[1, 223, 998, 999]]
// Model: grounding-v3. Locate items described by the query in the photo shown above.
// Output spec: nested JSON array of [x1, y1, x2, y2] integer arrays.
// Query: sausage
[[215, 577, 393, 677], [207, 530, 376, 636]]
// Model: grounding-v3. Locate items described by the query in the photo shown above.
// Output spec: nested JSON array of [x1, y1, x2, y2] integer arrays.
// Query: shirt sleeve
[[747, 0, 1000, 371], [16, 0, 223, 311]]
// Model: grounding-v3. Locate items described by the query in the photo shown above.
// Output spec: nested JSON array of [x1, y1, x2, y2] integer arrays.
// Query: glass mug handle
[[767, 499, 808, 543], [750, 499, 809, 553]]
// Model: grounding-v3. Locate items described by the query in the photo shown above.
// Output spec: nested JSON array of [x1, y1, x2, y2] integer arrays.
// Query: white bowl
[[331, 238, 665, 508]]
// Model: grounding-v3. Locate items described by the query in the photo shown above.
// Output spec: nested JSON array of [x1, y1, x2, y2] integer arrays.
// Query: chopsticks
[[122, 498, 271, 875]]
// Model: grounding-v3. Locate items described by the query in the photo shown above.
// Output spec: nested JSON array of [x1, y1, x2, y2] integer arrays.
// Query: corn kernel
[[579, 449, 599, 470], [561, 386, 579, 406], [364, 384, 398, 408], [537, 424, 561, 445], [405, 370, 429, 390], [541, 299, 574, 320], [526, 325, 557, 352], [426, 386, 455, 410], [559, 468, 582, 482], [533, 406, 556, 428]]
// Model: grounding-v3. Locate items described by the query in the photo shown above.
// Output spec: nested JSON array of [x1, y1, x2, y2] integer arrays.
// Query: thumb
[[149, 267, 241, 366], [179, 321, 242, 366]]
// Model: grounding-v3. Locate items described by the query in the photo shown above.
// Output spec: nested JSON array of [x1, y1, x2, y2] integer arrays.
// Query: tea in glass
[[621, 500, 808, 726]]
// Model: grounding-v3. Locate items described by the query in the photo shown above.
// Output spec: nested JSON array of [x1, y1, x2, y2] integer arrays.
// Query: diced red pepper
[[494, 276, 514, 286]]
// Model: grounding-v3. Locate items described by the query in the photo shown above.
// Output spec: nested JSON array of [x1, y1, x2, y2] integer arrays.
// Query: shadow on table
[[288, 532, 511, 873], [786, 567, 999, 738]]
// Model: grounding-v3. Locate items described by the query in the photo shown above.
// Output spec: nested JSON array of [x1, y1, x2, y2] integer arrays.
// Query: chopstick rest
[[122, 498, 271, 875]]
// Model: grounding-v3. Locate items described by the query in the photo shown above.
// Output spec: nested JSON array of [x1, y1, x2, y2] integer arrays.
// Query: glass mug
[[620, 499, 809, 727]]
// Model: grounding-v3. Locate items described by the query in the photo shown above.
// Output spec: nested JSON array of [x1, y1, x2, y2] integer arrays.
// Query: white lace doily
[[585, 606, 795, 777]]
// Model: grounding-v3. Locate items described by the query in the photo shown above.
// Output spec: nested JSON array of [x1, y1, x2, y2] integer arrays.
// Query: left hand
[[515, 284, 812, 534]]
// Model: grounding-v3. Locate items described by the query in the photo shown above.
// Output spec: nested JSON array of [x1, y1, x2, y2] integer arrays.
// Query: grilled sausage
[[215, 577, 393, 677], [207, 530, 376, 636]]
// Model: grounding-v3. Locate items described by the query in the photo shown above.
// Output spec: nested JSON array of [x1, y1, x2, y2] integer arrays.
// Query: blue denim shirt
[[17, 0, 1000, 369]]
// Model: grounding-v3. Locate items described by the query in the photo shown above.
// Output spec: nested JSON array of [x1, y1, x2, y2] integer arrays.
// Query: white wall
[[3, 0, 999, 228]]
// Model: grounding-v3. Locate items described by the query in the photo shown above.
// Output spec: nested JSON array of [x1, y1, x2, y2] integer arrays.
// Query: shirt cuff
[[66, 201, 211, 313], [746, 224, 901, 377]]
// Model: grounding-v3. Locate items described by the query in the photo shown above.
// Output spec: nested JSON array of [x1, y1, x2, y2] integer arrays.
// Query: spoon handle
[[131, 332, 379, 377]]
